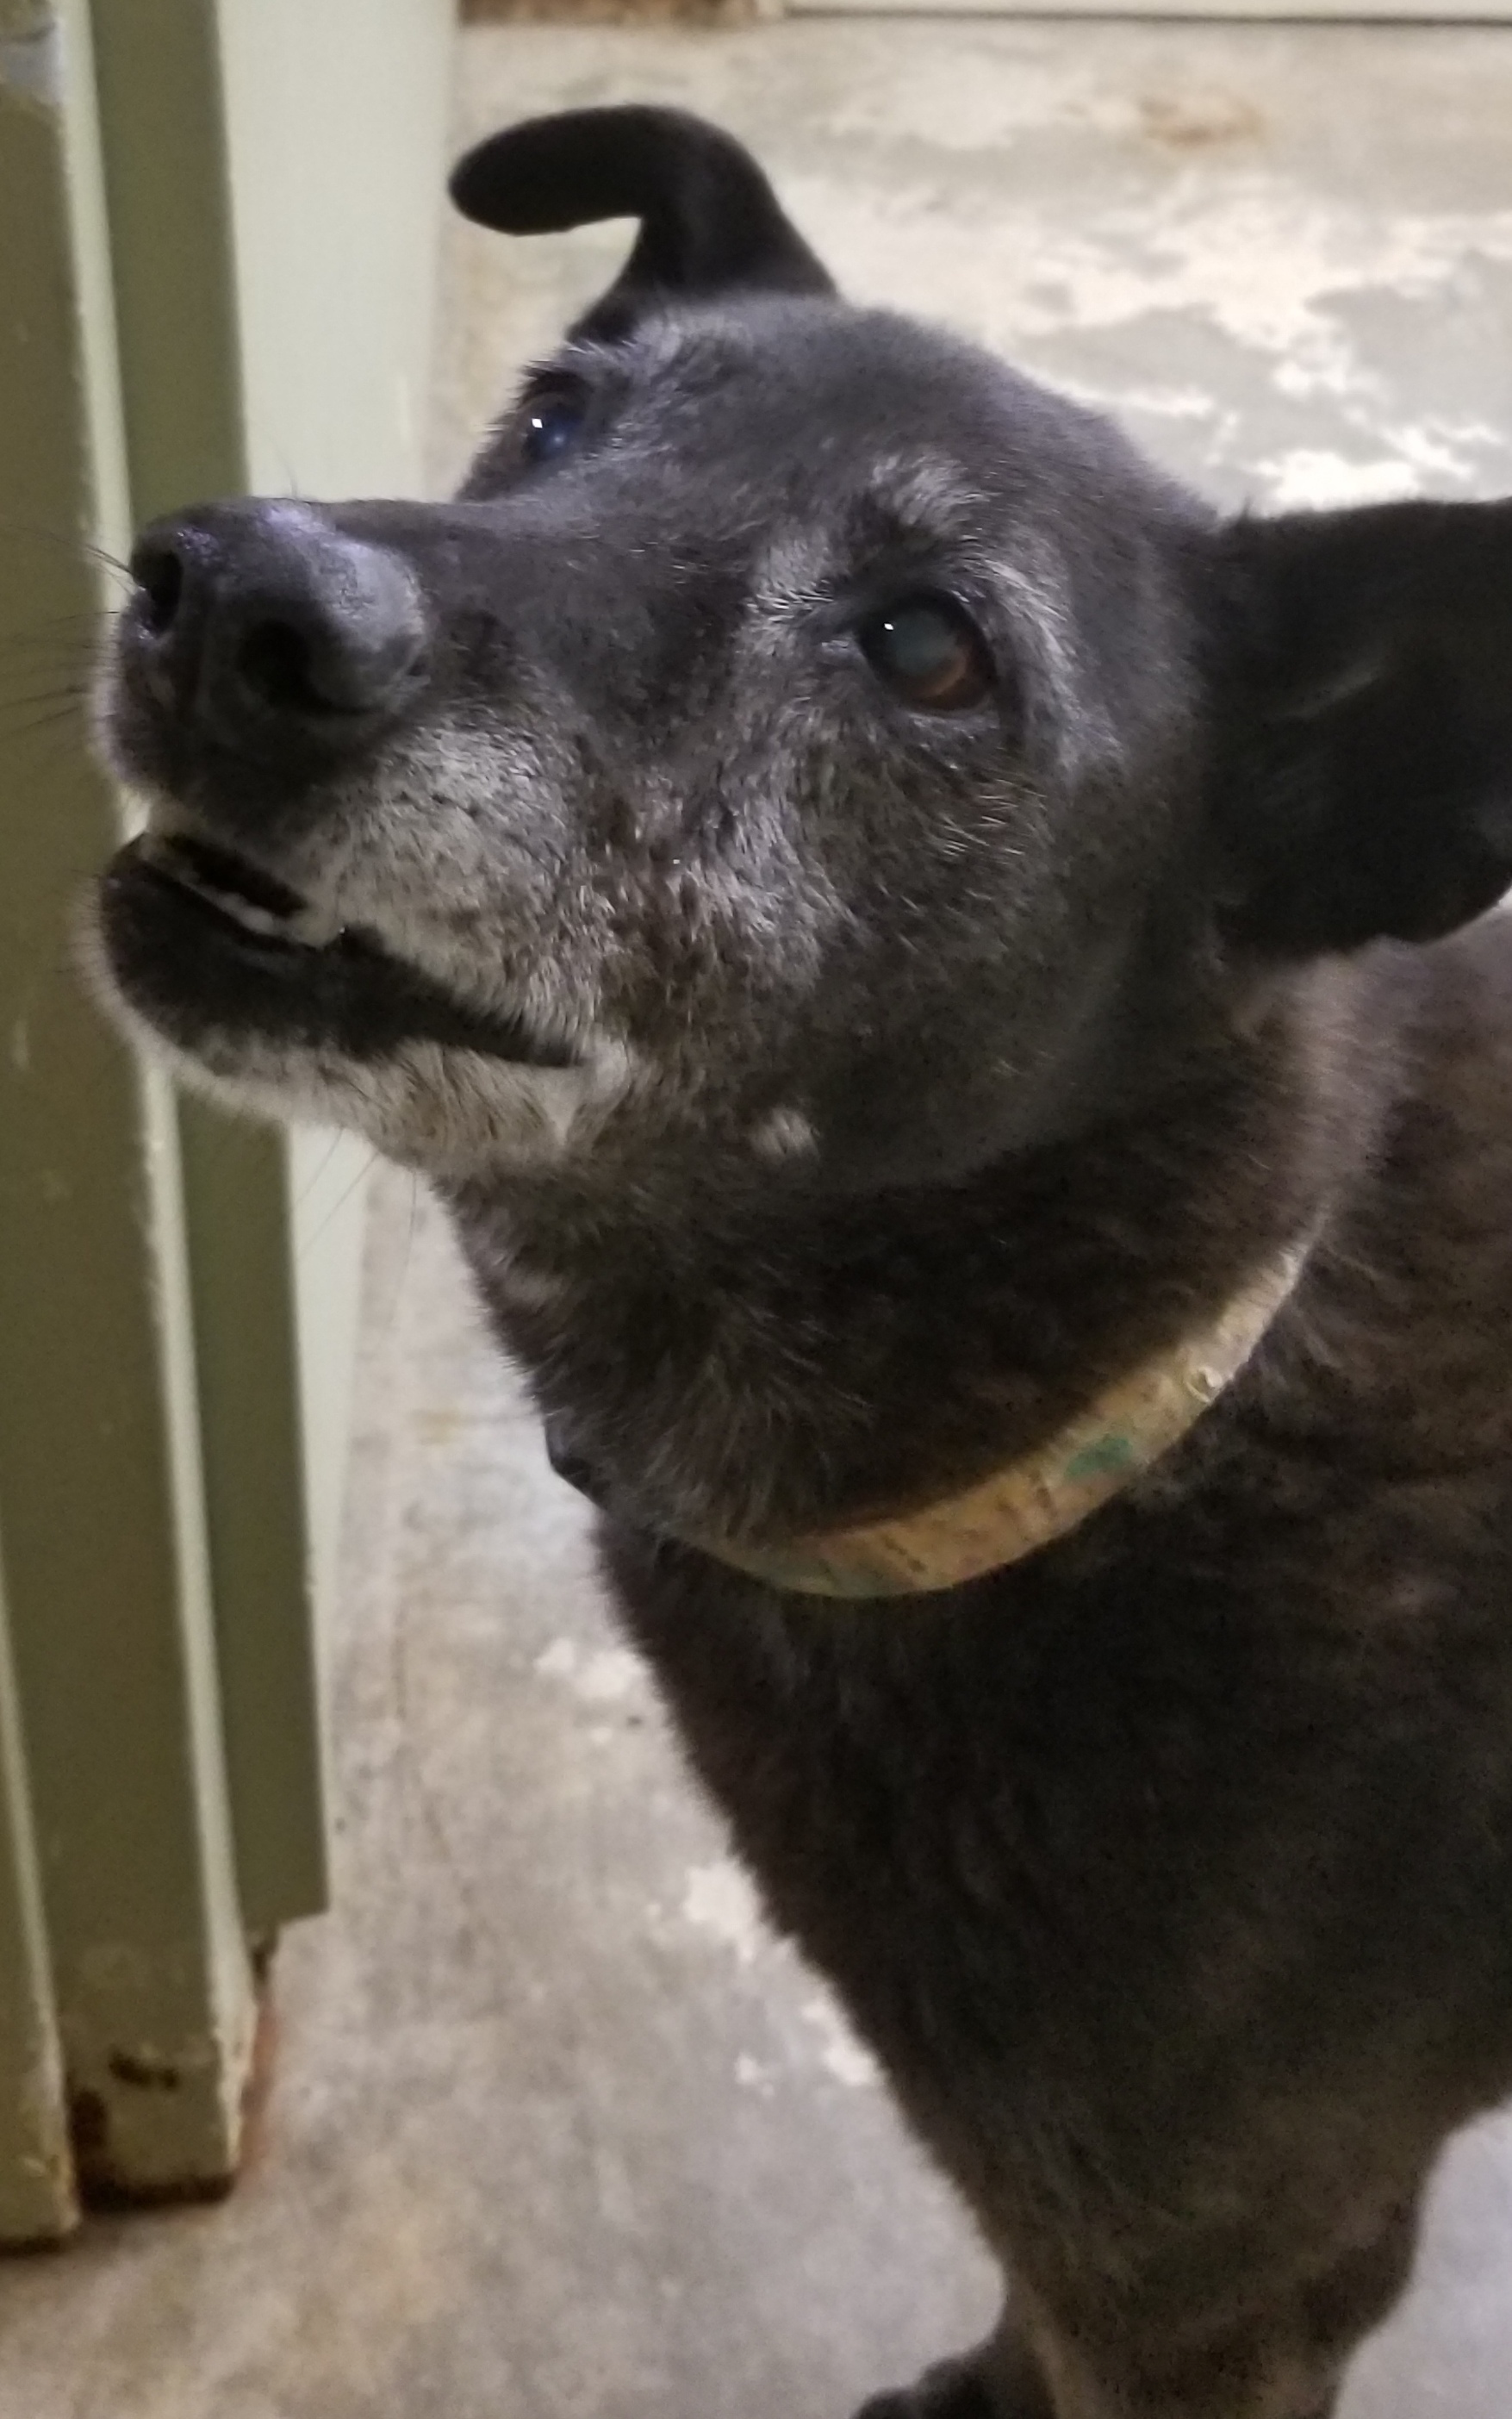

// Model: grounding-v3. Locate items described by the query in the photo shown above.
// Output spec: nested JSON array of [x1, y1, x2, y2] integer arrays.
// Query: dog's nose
[[127, 501, 428, 759]]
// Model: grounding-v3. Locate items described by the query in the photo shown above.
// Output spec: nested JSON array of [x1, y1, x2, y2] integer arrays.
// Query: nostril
[[234, 617, 327, 717], [233, 602, 426, 722], [133, 542, 184, 637]]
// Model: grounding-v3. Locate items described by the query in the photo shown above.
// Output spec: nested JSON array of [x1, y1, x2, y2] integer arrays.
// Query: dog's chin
[[89, 832, 596, 1176]]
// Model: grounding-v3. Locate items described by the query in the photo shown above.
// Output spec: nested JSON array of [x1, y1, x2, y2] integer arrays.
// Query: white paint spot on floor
[[1256, 447, 1420, 507], [576, 1647, 647, 1705], [801, 1992, 882, 2091], [1388, 420, 1494, 482], [533, 1637, 648, 1707], [1111, 383, 1220, 422], [534, 1637, 579, 1682], [681, 1858, 767, 1967], [792, 151, 1512, 509], [837, 182, 1512, 365]]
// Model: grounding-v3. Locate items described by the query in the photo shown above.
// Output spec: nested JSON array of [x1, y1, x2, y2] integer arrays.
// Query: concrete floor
[[5, 16, 1512, 2416]]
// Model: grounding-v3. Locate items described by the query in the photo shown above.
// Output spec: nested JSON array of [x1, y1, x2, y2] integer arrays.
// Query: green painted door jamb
[[0, 1556, 76, 2245], [0, 0, 258, 2218], [1, 0, 451, 2233], [87, 0, 328, 1943]]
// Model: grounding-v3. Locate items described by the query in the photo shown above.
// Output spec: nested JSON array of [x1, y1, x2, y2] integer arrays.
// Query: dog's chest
[[600, 1382, 1512, 2179]]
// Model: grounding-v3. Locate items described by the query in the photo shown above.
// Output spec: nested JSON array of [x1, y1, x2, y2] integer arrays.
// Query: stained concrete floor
[[5, 17, 1512, 2417]]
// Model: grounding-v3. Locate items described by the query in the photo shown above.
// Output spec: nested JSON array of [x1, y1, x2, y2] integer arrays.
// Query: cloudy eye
[[520, 389, 588, 468], [859, 595, 992, 713]]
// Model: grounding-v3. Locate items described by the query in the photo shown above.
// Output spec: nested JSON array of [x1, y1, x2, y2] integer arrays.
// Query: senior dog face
[[95, 112, 1512, 1208]]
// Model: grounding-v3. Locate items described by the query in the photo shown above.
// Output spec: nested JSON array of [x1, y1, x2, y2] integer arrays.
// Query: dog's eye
[[859, 597, 991, 713], [520, 390, 587, 468]]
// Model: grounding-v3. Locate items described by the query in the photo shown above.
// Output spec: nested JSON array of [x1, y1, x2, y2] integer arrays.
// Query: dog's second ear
[[1220, 499, 1512, 954], [450, 106, 834, 340]]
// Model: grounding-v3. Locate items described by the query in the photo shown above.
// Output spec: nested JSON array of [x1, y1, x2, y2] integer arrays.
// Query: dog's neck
[[681, 1227, 1313, 1594], [448, 970, 1378, 1570]]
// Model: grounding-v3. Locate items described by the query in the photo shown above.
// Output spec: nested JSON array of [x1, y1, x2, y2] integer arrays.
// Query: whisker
[[0, 663, 99, 691], [0, 682, 92, 714], [0, 611, 110, 641], [293, 1131, 344, 1217], [0, 642, 105, 677], [0, 703, 92, 746], [0, 630, 107, 701], [0, 520, 134, 591], [81, 539, 134, 588], [0, 712, 93, 748], [376, 1170, 425, 1343], [299, 1145, 378, 1267]]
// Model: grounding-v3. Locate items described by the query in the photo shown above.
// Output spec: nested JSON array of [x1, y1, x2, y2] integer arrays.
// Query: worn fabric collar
[[693, 1238, 1312, 1599]]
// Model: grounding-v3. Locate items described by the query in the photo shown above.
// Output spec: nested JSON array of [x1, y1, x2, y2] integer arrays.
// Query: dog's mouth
[[132, 831, 350, 950], [97, 831, 578, 1070]]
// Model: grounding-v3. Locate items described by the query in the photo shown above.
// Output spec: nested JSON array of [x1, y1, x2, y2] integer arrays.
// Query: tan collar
[[696, 1238, 1312, 1599]]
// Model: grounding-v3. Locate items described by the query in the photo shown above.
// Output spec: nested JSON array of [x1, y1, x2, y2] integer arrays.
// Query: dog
[[90, 105, 1512, 2419]]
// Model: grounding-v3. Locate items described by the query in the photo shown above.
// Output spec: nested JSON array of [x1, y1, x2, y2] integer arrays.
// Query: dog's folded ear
[[449, 106, 834, 340], [1219, 499, 1512, 954]]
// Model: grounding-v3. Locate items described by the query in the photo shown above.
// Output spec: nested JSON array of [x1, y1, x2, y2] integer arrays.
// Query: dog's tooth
[[288, 901, 346, 949], [222, 896, 294, 940]]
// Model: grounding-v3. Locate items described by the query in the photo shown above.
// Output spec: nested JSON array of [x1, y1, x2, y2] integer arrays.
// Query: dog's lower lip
[[134, 832, 342, 952], [102, 833, 579, 1069], [152, 833, 305, 920]]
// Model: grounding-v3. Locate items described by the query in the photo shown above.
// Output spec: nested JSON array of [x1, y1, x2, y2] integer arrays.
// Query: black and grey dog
[[92, 108, 1512, 2419]]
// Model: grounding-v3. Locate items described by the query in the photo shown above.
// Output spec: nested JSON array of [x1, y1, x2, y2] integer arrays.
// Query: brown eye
[[859, 596, 992, 712]]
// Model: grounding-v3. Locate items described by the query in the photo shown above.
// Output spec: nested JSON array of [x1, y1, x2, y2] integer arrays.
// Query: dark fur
[[90, 109, 1512, 2418]]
